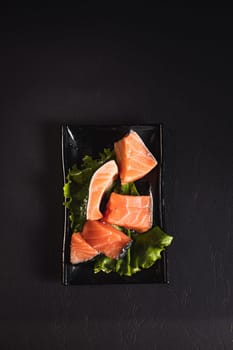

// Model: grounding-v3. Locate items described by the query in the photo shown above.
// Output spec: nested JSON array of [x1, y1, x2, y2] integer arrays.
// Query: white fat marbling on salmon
[[86, 160, 118, 220], [103, 192, 153, 233], [114, 130, 158, 184], [81, 220, 132, 259], [70, 233, 99, 264]]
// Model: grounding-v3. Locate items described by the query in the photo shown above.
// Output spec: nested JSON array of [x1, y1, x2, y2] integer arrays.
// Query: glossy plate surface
[[62, 124, 167, 285]]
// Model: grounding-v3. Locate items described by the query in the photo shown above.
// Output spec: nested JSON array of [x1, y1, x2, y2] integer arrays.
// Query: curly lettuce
[[94, 226, 173, 276]]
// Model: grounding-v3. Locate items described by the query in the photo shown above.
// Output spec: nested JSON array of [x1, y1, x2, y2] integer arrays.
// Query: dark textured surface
[[0, 6, 233, 350]]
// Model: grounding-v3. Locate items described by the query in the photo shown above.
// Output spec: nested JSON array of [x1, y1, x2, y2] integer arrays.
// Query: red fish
[[114, 130, 158, 184], [81, 220, 132, 259], [70, 233, 99, 264], [103, 192, 152, 233], [86, 160, 118, 220]]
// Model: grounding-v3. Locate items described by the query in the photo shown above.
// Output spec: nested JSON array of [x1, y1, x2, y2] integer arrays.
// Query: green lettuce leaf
[[94, 226, 173, 276], [116, 182, 140, 196], [94, 256, 117, 274], [63, 148, 114, 232], [130, 226, 173, 274]]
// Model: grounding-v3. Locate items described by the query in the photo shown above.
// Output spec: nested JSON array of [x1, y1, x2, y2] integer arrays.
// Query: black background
[[0, 5, 233, 350]]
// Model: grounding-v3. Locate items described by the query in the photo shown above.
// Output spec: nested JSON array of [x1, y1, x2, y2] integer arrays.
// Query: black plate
[[61, 124, 167, 285]]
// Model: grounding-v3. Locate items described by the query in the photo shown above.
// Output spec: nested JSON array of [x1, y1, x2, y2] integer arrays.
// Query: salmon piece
[[81, 220, 132, 259], [114, 130, 158, 184], [103, 192, 152, 233], [70, 233, 99, 264], [86, 160, 118, 220]]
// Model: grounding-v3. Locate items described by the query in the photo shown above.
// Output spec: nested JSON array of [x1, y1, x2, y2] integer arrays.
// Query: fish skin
[[86, 160, 118, 220], [81, 220, 132, 259]]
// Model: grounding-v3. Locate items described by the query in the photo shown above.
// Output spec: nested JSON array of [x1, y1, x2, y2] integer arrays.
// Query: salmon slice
[[70, 233, 99, 264], [86, 160, 118, 220], [114, 130, 158, 184], [81, 220, 132, 259], [103, 192, 152, 233]]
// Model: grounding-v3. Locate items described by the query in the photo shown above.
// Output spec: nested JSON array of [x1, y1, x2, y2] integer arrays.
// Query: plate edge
[[61, 123, 168, 285], [61, 125, 69, 286], [159, 123, 169, 284]]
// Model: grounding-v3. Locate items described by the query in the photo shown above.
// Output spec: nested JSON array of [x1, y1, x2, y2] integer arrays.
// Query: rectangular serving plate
[[61, 124, 167, 285]]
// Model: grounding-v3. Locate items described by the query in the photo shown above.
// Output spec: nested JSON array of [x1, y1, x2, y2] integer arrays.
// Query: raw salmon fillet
[[70, 233, 99, 264], [86, 160, 118, 220], [81, 220, 132, 259], [114, 130, 158, 184], [103, 192, 152, 233]]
